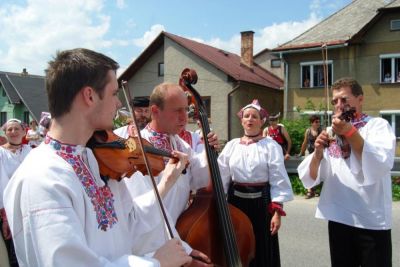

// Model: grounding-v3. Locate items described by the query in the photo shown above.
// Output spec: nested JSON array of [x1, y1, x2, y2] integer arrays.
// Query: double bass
[[176, 68, 255, 267]]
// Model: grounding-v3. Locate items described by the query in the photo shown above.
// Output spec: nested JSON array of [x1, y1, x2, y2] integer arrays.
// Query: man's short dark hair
[[46, 48, 119, 118], [331, 77, 363, 97]]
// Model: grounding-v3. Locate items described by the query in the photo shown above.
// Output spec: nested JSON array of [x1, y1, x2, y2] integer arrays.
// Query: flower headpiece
[[237, 99, 269, 122]]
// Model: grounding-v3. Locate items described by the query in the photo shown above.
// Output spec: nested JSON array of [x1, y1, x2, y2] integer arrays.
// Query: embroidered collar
[[351, 113, 369, 129], [145, 124, 183, 153], [44, 135, 118, 231]]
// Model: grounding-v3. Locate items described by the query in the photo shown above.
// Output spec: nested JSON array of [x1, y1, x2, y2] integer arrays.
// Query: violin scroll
[[338, 106, 356, 122]]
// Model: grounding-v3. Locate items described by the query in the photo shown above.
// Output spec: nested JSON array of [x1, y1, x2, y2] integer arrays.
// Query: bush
[[289, 175, 306, 195], [281, 117, 309, 155], [289, 174, 323, 196], [393, 177, 400, 201]]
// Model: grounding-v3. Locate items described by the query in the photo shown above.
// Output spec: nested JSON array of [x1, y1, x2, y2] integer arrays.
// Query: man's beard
[[137, 117, 150, 130]]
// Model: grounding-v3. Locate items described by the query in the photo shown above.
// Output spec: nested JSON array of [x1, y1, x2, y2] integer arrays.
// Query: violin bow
[[322, 43, 330, 129], [120, 80, 175, 239]]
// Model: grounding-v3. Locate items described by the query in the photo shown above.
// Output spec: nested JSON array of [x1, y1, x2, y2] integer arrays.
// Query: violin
[[87, 130, 182, 181], [338, 106, 356, 122], [326, 105, 357, 151]]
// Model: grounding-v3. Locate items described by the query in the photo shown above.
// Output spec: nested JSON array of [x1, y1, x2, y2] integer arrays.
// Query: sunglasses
[[331, 97, 349, 106], [313, 120, 320, 123]]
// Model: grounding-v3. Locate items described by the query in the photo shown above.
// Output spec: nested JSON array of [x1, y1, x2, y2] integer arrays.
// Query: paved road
[[279, 196, 400, 267]]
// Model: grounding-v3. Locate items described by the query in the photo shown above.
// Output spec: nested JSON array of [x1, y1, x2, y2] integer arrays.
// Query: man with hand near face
[[298, 77, 395, 267]]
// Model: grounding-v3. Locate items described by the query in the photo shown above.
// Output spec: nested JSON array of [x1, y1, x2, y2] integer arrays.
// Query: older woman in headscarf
[[218, 100, 293, 267], [1, 119, 32, 267]]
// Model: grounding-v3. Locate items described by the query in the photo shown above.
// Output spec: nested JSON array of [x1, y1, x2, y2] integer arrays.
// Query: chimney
[[240, 31, 254, 68], [21, 68, 28, 76]]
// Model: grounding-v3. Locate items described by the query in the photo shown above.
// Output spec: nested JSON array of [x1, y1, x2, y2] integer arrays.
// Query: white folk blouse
[[4, 139, 163, 267], [218, 137, 293, 203], [0, 144, 31, 209], [122, 126, 210, 225], [298, 117, 396, 230]]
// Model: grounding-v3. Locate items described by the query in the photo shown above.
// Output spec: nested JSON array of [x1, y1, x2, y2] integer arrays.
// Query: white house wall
[[126, 45, 165, 97], [163, 37, 233, 141]]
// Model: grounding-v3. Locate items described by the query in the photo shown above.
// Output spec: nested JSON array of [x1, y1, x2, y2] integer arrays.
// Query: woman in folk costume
[[1, 119, 32, 267], [218, 99, 293, 267], [263, 112, 292, 160]]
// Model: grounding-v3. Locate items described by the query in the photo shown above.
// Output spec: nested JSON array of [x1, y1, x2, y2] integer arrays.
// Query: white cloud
[[311, 0, 349, 18], [188, 13, 321, 56], [254, 12, 320, 52], [133, 24, 165, 48], [183, 1, 352, 55], [0, 0, 113, 75], [116, 0, 125, 9]]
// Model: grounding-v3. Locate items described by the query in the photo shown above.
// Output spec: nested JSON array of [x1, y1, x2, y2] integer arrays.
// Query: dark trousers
[[1, 219, 19, 267], [328, 221, 392, 267], [228, 183, 280, 267]]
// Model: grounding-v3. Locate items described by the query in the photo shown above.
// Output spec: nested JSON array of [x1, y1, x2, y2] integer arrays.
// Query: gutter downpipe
[[280, 52, 289, 119], [227, 81, 241, 140]]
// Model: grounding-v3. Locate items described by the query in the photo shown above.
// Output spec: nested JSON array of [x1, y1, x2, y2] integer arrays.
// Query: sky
[[0, 0, 352, 77]]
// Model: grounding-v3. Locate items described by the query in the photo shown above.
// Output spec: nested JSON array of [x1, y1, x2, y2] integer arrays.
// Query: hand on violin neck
[[158, 150, 189, 198], [331, 117, 353, 137], [206, 131, 219, 149]]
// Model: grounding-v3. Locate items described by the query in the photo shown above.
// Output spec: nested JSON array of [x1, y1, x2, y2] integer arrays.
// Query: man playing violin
[[115, 83, 217, 263], [298, 77, 395, 267], [122, 83, 218, 222], [3, 48, 198, 267]]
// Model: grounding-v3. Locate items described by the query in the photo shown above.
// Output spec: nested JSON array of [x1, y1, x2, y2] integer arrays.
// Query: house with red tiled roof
[[118, 31, 283, 141], [269, 0, 400, 154]]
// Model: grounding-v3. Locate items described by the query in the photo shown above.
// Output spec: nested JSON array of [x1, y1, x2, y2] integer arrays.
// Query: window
[[190, 96, 211, 120], [300, 61, 333, 88], [202, 96, 211, 117], [158, 62, 164, 77], [380, 54, 400, 83], [390, 19, 400, 31], [381, 111, 400, 139], [271, 59, 281, 68], [0, 112, 7, 126], [23, 111, 30, 124]]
